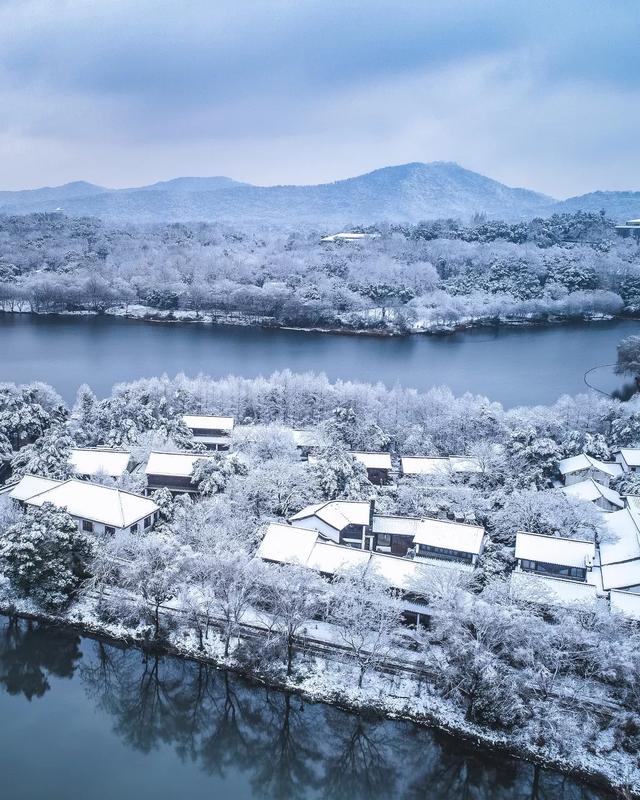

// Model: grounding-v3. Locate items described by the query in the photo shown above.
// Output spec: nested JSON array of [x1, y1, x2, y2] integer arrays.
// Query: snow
[[510, 571, 597, 607], [372, 514, 424, 536], [9, 474, 63, 501], [617, 448, 640, 468], [515, 532, 595, 568], [401, 455, 481, 475], [145, 450, 218, 478], [69, 447, 131, 477], [609, 589, 640, 620], [290, 429, 321, 448], [558, 453, 622, 478], [561, 478, 623, 509], [182, 414, 235, 432], [349, 451, 392, 470], [600, 508, 640, 564], [601, 560, 640, 591], [256, 523, 318, 565], [306, 541, 370, 574], [23, 478, 159, 528], [411, 518, 485, 555], [290, 500, 370, 532]]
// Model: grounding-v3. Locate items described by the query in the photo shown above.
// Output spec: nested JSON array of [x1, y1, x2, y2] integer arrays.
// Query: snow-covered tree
[[310, 444, 372, 500], [11, 424, 75, 480], [191, 453, 248, 496]]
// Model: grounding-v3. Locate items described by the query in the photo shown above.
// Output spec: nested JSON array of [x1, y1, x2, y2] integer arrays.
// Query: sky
[[0, 0, 638, 198]]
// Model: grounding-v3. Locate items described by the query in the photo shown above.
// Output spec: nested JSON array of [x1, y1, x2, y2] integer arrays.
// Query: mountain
[[0, 162, 637, 224]]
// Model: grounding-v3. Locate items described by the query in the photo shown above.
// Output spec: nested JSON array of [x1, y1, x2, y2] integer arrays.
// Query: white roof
[[291, 429, 321, 448], [320, 232, 378, 242], [350, 452, 392, 470], [510, 571, 597, 607], [610, 589, 640, 620], [9, 475, 63, 502], [183, 415, 234, 432], [558, 454, 622, 478], [23, 478, 159, 528], [69, 448, 131, 478], [412, 518, 485, 555], [306, 541, 370, 574], [256, 523, 318, 565], [449, 456, 482, 474], [145, 451, 218, 478], [601, 560, 640, 591], [401, 456, 481, 475], [561, 479, 624, 508], [600, 509, 640, 565], [289, 500, 370, 531], [372, 514, 424, 537], [515, 532, 595, 568], [618, 448, 640, 468]]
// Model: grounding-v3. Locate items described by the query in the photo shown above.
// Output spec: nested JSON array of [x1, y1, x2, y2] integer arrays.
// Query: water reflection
[[0, 617, 612, 800]]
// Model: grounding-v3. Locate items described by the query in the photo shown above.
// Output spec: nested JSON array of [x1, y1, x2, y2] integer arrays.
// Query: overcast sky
[[0, 0, 637, 197]]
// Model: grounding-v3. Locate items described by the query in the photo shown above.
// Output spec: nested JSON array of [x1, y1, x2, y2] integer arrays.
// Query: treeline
[[0, 211, 638, 331]]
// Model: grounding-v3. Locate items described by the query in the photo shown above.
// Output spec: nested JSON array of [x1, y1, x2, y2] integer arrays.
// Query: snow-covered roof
[[617, 448, 640, 468], [401, 456, 481, 475], [372, 514, 424, 537], [320, 232, 379, 242], [256, 523, 318, 565], [601, 560, 640, 591], [600, 509, 640, 565], [145, 451, 218, 478], [22, 478, 159, 528], [510, 571, 597, 607], [69, 448, 131, 478], [561, 479, 624, 509], [350, 451, 392, 471], [449, 456, 482, 474], [183, 415, 234, 432], [306, 541, 370, 574], [515, 532, 595, 569], [558, 454, 622, 478], [412, 518, 485, 555], [289, 500, 370, 531], [610, 589, 640, 620], [290, 429, 321, 448], [9, 474, 63, 502]]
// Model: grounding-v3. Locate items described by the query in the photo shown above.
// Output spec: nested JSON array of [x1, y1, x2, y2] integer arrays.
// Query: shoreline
[[1, 304, 636, 339], [2, 603, 631, 799]]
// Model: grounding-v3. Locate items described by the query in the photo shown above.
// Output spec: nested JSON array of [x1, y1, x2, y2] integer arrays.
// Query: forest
[[0, 211, 638, 332], [2, 372, 640, 794]]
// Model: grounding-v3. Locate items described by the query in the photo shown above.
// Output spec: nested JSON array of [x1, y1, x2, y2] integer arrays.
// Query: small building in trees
[[514, 531, 595, 582], [348, 451, 393, 484], [10, 475, 159, 536], [411, 518, 485, 566], [614, 219, 640, 239], [145, 451, 219, 494], [510, 570, 598, 609], [182, 414, 234, 450], [401, 455, 482, 478], [558, 453, 622, 487], [561, 478, 624, 512], [609, 589, 640, 620], [614, 448, 640, 474], [69, 447, 132, 479], [600, 498, 640, 593]]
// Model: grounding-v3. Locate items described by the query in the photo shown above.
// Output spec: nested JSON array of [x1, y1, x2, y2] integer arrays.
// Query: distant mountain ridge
[[0, 162, 637, 224]]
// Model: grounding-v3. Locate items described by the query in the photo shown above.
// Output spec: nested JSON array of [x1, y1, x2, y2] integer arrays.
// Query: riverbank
[[0, 596, 631, 799]]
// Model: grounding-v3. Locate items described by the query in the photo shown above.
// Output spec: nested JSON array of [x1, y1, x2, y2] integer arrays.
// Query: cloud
[[0, 0, 637, 195]]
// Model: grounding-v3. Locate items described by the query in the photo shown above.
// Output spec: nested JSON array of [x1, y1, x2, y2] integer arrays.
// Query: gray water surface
[[0, 313, 637, 406]]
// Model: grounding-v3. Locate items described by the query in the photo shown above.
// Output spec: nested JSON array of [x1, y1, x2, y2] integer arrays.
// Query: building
[[599, 498, 640, 593], [614, 448, 640, 474], [514, 531, 595, 582], [289, 498, 486, 563], [290, 429, 322, 459], [182, 415, 234, 450], [401, 456, 482, 478], [558, 453, 622, 487], [10, 475, 159, 536], [145, 451, 220, 494], [614, 219, 640, 239], [561, 478, 624, 512], [609, 589, 640, 621], [256, 522, 463, 624], [320, 232, 380, 243], [510, 570, 598, 609], [349, 451, 393, 484], [69, 447, 132, 479]]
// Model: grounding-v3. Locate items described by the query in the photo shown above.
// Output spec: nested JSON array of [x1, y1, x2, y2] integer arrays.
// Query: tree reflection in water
[[0, 617, 613, 800]]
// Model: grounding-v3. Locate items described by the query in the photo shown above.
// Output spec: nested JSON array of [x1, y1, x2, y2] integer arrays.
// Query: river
[[0, 313, 638, 406], [0, 616, 612, 800]]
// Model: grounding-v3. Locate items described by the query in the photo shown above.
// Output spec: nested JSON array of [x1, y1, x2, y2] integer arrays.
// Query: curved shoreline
[[1, 605, 628, 799]]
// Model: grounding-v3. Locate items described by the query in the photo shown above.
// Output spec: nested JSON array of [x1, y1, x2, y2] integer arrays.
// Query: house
[[145, 451, 219, 494], [599, 498, 640, 592], [614, 448, 640, 474], [290, 429, 322, 459], [10, 475, 159, 536], [514, 531, 595, 582], [349, 451, 393, 484], [561, 478, 624, 512], [510, 570, 597, 609], [614, 219, 640, 239], [610, 590, 640, 621], [401, 456, 482, 478], [557, 453, 622, 487], [320, 232, 380, 243], [257, 522, 462, 624], [69, 447, 132, 479], [289, 498, 486, 563], [182, 415, 234, 450]]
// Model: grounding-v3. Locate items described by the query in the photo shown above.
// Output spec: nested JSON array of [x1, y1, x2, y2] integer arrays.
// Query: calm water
[[0, 313, 638, 406], [0, 617, 612, 800]]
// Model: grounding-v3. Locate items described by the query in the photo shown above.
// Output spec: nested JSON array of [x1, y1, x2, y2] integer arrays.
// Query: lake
[[0, 313, 638, 407], [0, 616, 612, 800]]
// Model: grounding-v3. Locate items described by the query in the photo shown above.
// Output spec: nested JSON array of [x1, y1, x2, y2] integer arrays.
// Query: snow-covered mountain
[[0, 162, 636, 224]]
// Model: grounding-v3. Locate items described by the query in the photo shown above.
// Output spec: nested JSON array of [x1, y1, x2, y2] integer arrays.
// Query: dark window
[[105, 526, 116, 536], [130, 523, 139, 534], [376, 533, 391, 546], [144, 515, 152, 528], [82, 520, 93, 533]]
